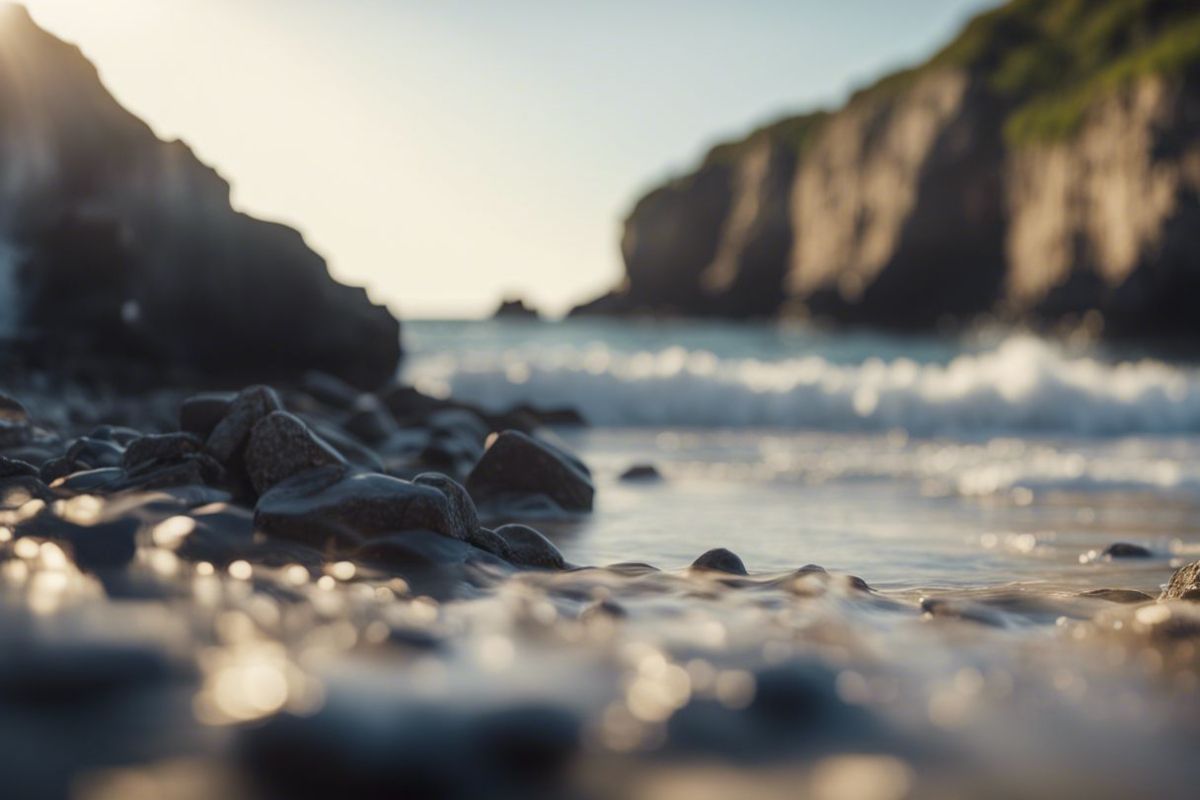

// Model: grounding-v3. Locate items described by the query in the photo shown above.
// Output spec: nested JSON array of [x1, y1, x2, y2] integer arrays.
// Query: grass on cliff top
[[703, 0, 1200, 161]]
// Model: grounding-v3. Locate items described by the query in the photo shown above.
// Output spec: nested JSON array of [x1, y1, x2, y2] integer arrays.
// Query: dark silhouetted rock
[[1161, 561, 1200, 602], [690, 548, 748, 575], [0, 6, 400, 387], [619, 463, 662, 482], [0, 456, 38, 479], [1101, 542, 1153, 559], [493, 524, 566, 570], [0, 393, 30, 424], [254, 467, 468, 549], [466, 430, 594, 512], [244, 411, 347, 495], [341, 396, 399, 444], [492, 297, 540, 320]]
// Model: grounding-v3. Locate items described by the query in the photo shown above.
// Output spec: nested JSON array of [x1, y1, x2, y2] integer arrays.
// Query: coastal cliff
[[0, 4, 400, 386], [575, 0, 1200, 336]]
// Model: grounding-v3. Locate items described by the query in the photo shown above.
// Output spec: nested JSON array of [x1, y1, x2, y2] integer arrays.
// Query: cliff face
[[577, 0, 1200, 336], [0, 4, 400, 387]]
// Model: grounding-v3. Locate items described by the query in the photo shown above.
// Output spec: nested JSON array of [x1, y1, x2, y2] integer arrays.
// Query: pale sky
[[20, 0, 993, 318]]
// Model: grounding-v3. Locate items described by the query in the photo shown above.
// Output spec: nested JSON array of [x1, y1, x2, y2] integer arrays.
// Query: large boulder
[[254, 467, 470, 549], [0, 6, 399, 387], [465, 431, 594, 513]]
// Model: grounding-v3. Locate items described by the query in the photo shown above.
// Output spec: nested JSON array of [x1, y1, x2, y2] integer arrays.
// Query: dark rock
[[466, 430, 593, 512], [244, 411, 347, 495], [121, 433, 204, 472], [354, 529, 505, 571], [493, 524, 566, 569], [254, 467, 468, 549], [119, 455, 224, 492], [0, 641, 175, 705], [1101, 542, 1153, 559], [205, 385, 284, 465], [1161, 561, 1200, 602], [690, 547, 748, 575], [1079, 588, 1154, 604], [0, 456, 39, 479], [378, 384, 448, 421], [0, 420, 33, 450], [0, 393, 31, 423], [492, 296, 540, 320], [619, 463, 662, 482], [920, 597, 1007, 627], [173, 504, 257, 565], [40, 456, 88, 485], [413, 473, 481, 543], [470, 527, 513, 560], [179, 392, 235, 439], [302, 371, 361, 409]]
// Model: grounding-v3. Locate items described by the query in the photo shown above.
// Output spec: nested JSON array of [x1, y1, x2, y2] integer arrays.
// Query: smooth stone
[[119, 455, 224, 491], [244, 411, 347, 495], [469, 526, 513, 560], [920, 597, 1007, 627], [1079, 588, 1154, 604], [493, 523, 566, 569], [255, 467, 467, 549], [1101, 542, 1153, 559], [205, 385, 284, 465], [619, 463, 662, 482], [0, 456, 39, 479], [121, 432, 204, 471], [413, 473, 480, 541], [179, 392, 235, 439], [691, 548, 748, 575], [0, 392, 30, 423], [0, 420, 33, 450], [301, 370, 361, 409], [1161, 560, 1200, 601], [466, 430, 594, 512]]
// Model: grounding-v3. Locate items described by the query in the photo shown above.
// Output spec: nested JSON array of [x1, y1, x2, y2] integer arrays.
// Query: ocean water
[[405, 319, 1200, 586]]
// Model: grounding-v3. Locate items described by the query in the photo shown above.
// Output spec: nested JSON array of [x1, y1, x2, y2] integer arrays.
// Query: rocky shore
[[3, 372, 1200, 798]]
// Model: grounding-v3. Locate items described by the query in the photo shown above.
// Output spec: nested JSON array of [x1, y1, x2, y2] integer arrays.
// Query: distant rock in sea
[[492, 296, 540, 320], [573, 0, 1200, 340], [0, 4, 399, 387]]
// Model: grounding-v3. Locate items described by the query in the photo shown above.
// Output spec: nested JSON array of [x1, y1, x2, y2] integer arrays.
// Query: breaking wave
[[407, 334, 1200, 436]]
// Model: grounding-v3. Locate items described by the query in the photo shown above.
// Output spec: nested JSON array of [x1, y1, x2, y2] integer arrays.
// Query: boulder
[[1161, 561, 1200, 602], [465, 431, 594, 512], [254, 467, 469, 549], [243, 411, 347, 495]]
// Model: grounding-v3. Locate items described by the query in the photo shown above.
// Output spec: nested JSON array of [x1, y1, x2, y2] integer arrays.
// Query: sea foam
[[408, 335, 1200, 435]]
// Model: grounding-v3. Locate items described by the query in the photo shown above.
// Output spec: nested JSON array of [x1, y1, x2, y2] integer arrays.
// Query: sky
[[19, 0, 995, 318]]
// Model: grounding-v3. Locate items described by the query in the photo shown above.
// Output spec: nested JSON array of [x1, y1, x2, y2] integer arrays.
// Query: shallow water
[[3, 320, 1200, 799]]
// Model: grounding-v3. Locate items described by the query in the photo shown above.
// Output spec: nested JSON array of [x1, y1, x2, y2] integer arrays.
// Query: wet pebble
[[1101, 542, 1152, 559], [492, 524, 566, 570], [619, 463, 662, 482], [244, 411, 348, 495], [466, 430, 594, 513], [691, 548, 748, 575]]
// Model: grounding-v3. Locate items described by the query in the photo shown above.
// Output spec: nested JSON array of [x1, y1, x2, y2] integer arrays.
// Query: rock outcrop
[[0, 5, 400, 387], [574, 0, 1200, 338]]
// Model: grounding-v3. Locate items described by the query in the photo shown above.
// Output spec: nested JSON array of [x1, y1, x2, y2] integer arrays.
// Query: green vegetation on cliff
[[704, 0, 1200, 158]]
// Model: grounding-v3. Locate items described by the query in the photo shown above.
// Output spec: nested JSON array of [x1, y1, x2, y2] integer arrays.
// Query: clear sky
[[20, 0, 994, 318]]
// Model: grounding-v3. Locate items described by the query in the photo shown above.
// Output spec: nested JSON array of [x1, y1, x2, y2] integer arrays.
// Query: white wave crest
[[407, 335, 1200, 435]]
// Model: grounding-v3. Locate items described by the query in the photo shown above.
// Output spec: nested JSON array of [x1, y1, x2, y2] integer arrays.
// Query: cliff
[[0, 4, 400, 387], [574, 0, 1200, 336]]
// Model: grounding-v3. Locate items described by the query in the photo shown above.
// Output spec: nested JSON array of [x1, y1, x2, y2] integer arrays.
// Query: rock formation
[[0, 4, 400, 387], [574, 0, 1200, 338]]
